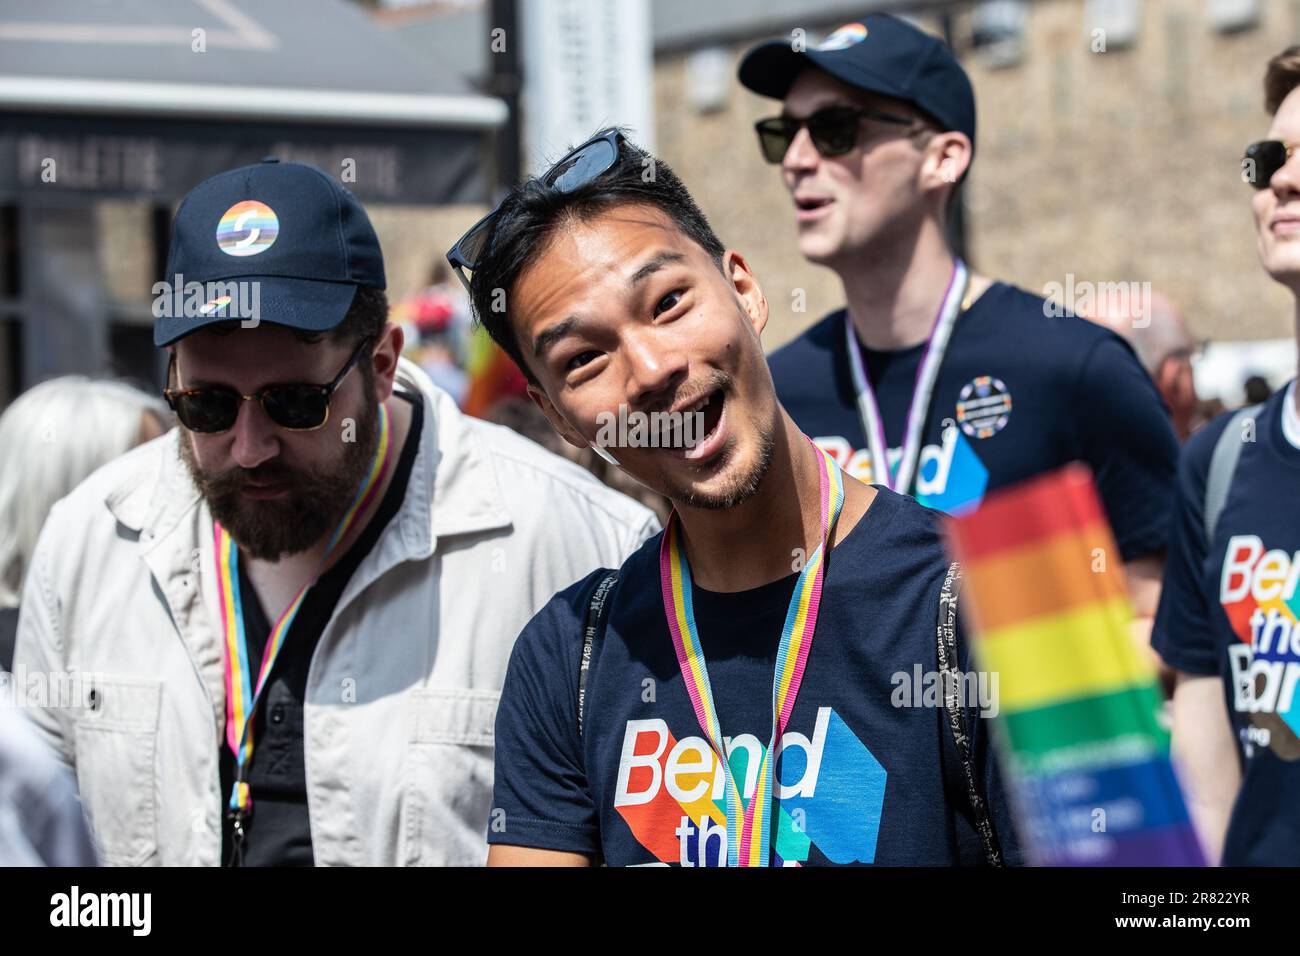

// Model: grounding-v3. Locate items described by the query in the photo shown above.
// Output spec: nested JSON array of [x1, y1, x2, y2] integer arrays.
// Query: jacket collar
[[106, 358, 513, 555]]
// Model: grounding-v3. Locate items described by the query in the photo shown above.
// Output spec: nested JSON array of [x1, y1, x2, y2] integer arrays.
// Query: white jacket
[[14, 360, 658, 866]]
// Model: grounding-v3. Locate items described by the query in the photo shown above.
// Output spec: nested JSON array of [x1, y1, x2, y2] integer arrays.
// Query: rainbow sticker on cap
[[200, 295, 232, 315], [817, 22, 868, 51], [216, 200, 279, 257]]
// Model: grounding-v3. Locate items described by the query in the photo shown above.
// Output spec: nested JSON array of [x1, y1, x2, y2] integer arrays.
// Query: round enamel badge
[[956, 376, 1013, 439]]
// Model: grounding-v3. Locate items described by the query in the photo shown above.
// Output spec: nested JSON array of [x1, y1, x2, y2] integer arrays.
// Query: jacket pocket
[[72, 676, 162, 866], [400, 687, 498, 866]]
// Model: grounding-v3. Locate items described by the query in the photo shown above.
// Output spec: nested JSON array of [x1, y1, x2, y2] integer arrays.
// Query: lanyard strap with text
[[843, 259, 969, 494], [658, 438, 844, 866], [214, 401, 392, 817]]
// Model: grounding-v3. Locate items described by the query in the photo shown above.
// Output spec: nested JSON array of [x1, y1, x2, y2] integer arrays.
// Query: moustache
[[202, 461, 303, 495]]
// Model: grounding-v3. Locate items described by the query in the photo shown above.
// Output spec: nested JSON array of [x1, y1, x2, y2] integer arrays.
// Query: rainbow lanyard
[[214, 402, 392, 815], [658, 439, 845, 866], [843, 258, 969, 494]]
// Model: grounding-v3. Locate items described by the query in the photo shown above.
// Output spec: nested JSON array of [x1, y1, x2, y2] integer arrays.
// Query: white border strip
[[0, 75, 507, 128]]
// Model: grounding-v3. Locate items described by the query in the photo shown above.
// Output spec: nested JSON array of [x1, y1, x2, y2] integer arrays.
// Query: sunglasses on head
[[1244, 139, 1299, 190], [164, 335, 373, 434], [446, 127, 625, 291], [754, 105, 924, 164]]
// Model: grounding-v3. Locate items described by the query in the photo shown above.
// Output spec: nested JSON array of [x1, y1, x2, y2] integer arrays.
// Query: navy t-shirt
[[1152, 381, 1300, 865], [489, 487, 1022, 866], [767, 283, 1179, 561]]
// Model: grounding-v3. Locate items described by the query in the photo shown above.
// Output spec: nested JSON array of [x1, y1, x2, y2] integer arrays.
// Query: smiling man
[[739, 14, 1178, 653], [1153, 48, 1300, 865], [454, 130, 1020, 866], [14, 159, 658, 866]]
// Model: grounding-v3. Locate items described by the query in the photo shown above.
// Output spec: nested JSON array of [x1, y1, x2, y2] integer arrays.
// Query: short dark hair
[[293, 284, 389, 346], [1265, 45, 1300, 115], [467, 136, 726, 383]]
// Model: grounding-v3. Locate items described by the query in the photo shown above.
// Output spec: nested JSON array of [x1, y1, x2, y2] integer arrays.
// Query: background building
[[3, 0, 1297, 409], [0, 0, 505, 404], [385, 0, 1300, 403]]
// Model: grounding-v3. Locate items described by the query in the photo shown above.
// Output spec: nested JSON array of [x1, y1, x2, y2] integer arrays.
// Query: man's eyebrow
[[532, 315, 579, 358], [628, 251, 686, 288]]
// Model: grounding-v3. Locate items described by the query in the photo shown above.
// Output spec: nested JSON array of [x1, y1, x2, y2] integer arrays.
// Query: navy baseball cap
[[154, 158, 385, 346], [738, 14, 976, 153]]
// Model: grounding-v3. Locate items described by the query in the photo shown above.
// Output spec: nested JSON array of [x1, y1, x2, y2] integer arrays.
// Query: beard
[[179, 395, 379, 561], [652, 369, 777, 511], [666, 420, 776, 511]]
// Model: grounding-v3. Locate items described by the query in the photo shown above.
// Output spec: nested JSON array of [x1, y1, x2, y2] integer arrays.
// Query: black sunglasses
[[755, 106, 922, 164], [1244, 140, 1298, 190], [445, 127, 625, 291], [164, 336, 373, 433]]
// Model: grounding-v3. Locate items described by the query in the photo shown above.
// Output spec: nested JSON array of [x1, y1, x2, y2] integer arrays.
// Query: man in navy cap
[[740, 14, 1178, 651], [14, 159, 658, 866]]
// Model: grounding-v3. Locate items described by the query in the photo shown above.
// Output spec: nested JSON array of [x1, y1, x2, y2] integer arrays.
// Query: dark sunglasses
[[1244, 140, 1298, 190], [163, 336, 373, 433], [755, 106, 922, 164], [445, 127, 624, 291]]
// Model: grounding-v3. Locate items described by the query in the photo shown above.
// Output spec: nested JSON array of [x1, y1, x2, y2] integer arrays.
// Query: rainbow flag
[[945, 464, 1204, 866]]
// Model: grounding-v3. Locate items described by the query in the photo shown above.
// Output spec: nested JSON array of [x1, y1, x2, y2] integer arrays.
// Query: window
[[1207, 0, 1260, 33], [972, 1, 1029, 68], [1085, 0, 1141, 50]]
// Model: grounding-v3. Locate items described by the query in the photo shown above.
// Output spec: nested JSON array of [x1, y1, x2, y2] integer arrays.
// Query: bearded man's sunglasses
[[754, 105, 925, 164], [446, 127, 625, 291], [163, 335, 373, 433], [1244, 139, 1299, 190]]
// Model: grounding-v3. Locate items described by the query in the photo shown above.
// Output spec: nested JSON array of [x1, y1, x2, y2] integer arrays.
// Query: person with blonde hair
[[0, 376, 168, 670]]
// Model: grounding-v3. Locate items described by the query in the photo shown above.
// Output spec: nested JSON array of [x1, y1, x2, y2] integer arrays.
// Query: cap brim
[[154, 277, 360, 346], [738, 39, 908, 104]]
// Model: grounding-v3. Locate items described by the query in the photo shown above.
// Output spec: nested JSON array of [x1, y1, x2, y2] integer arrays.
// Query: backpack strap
[[1205, 404, 1262, 545], [936, 561, 1004, 867], [577, 571, 619, 739]]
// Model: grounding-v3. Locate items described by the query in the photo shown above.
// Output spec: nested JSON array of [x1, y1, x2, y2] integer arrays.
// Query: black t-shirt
[[489, 487, 1022, 866], [767, 283, 1179, 561], [1152, 381, 1300, 865], [219, 391, 423, 866]]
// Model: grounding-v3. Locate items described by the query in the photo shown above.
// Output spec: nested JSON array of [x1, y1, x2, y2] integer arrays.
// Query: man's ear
[[920, 131, 972, 197], [1155, 356, 1177, 396], [725, 250, 768, 338], [371, 322, 405, 402], [527, 383, 589, 450]]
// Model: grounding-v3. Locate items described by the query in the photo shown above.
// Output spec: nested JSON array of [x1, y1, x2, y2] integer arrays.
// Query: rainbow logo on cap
[[817, 22, 868, 51], [216, 200, 278, 257], [199, 295, 232, 315]]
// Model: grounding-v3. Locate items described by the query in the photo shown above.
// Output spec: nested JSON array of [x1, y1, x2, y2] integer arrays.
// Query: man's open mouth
[[795, 196, 832, 211], [666, 387, 726, 460]]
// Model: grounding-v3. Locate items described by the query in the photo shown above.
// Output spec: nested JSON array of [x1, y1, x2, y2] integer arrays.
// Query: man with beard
[[14, 159, 658, 866], [452, 130, 1021, 865]]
